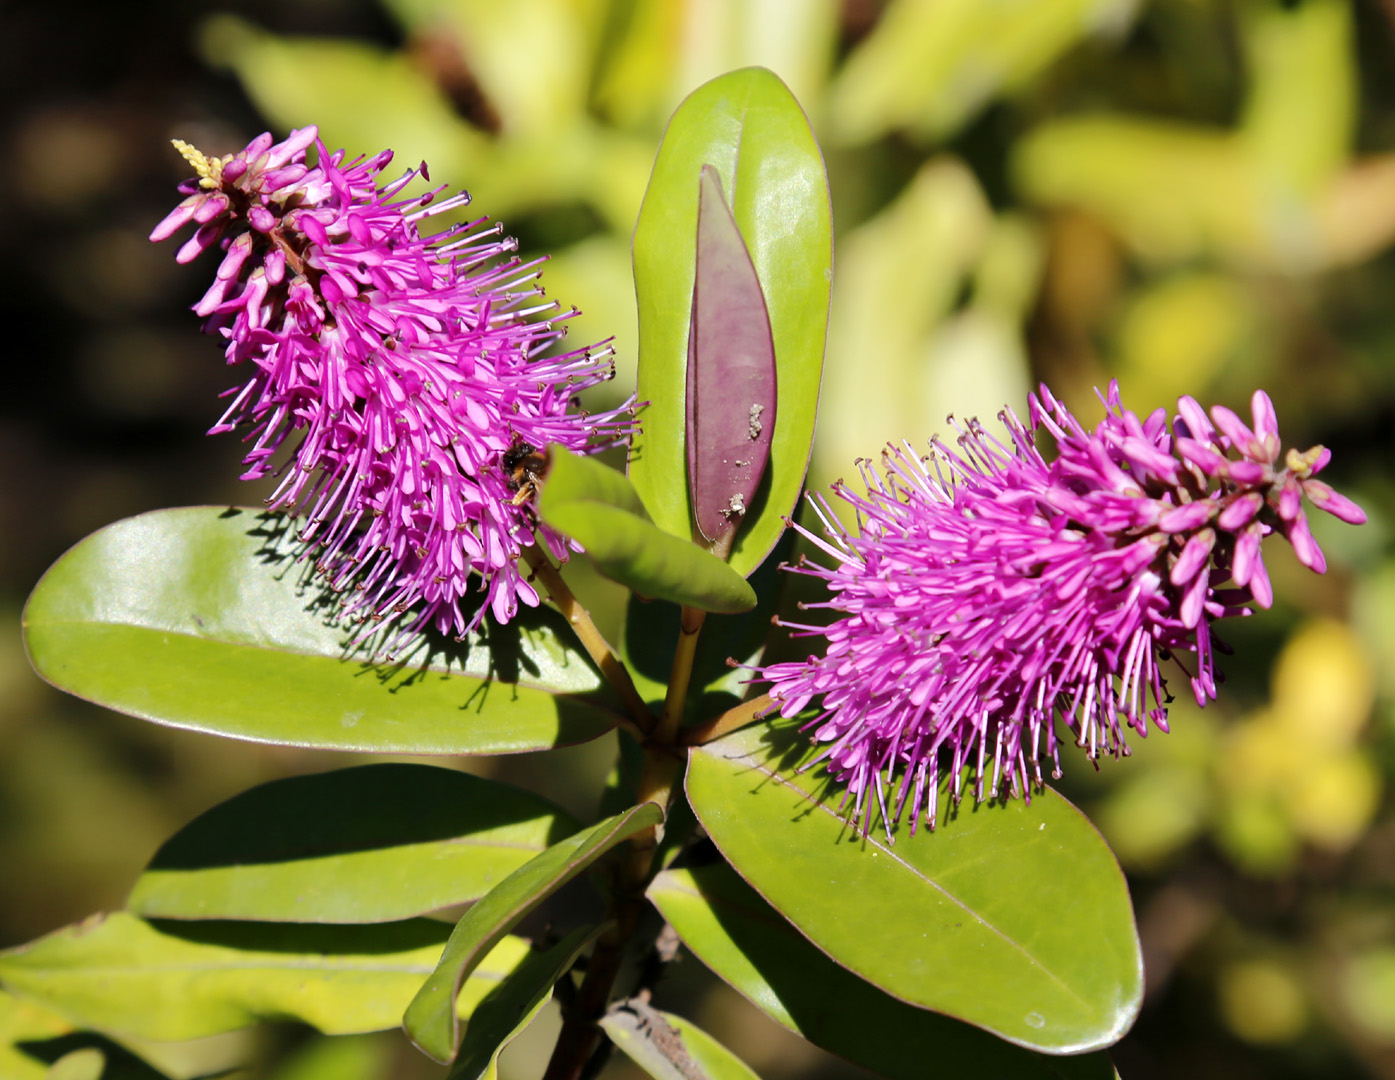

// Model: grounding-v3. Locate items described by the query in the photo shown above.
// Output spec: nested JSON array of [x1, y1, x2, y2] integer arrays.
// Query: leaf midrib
[[725, 748, 1098, 1017]]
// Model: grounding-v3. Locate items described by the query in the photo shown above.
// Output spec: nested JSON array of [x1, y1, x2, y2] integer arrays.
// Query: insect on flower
[[501, 441, 551, 508]]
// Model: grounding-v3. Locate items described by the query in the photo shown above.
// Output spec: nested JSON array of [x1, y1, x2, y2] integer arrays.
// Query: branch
[[523, 544, 654, 735]]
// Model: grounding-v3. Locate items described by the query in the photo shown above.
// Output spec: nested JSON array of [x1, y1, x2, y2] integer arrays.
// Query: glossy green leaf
[[631, 66, 831, 577], [405, 804, 662, 1063], [541, 444, 654, 521], [22, 507, 622, 755], [539, 462, 756, 613], [127, 764, 577, 924], [648, 865, 1116, 1080], [602, 1000, 760, 1080], [685, 721, 1142, 1054], [446, 924, 605, 1080], [0, 913, 529, 1042], [686, 165, 777, 546]]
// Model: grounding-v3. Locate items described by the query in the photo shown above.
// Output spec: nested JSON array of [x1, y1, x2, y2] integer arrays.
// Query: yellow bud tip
[[170, 138, 222, 190], [1286, 445, 1326, 477]]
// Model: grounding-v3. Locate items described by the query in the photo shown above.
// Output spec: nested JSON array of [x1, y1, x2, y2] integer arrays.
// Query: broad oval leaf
[[602, 1000, 761, 1080], [684, 721, 1142, 1054], [405, 803, 663, 1063], [632, 66, 832, 577], [687, 165, 777, 546], [541, 500, 756, 614], [648, 865, 1117, 1080], [127, 764, 577, 924], [446, 924, 605, 1080], [22, 507, 622, 755], [0, 913, 529, 1042]]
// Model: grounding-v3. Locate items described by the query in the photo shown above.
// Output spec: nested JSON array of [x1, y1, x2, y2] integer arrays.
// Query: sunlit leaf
[[446, 925, 605, 1080], [631, 66, 831, 577], [540, 453, 757, 613], [23, 508, 622, 755], [0, 914, 529, 1042], [43, 1049, 104, 1080], [685, 720, 1142, 1054], [405, 804, 662, 1063], [0, 991, 74, 1080], [128, 765, 577, 924], [649, 864, 1117, 1080]]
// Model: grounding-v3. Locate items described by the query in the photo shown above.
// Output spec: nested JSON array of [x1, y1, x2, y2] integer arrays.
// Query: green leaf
[[22, 507, 622, 755], [684, 721, 1142, 1054], [404, 804, 663, 1063], [648, 865, 1117, 1080], [0, 913, 529, 1042], [0, 991, 74, 1080], [827, 0, 1141, 144], [622, 527, 794, 710], [540, 445, 654, 521], [631, 66, 831, 577], [44, 1049, 104, 1080], [127, 764, 577, 924], [601, 1000, 761, 1080], [446, 924, 605, 1080], [539, 456, 756, 613]]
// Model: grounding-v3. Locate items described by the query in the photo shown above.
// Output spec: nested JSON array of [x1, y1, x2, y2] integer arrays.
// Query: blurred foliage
[[4, 0, 1395, 1078]]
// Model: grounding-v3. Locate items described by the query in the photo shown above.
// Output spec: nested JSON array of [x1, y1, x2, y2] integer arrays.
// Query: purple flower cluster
[[762, 384, 1365, 833], [151, 127, 632, 639]]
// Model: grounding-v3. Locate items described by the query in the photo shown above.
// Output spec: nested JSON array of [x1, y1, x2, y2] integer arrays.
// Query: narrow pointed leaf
[[649, 865, 1116, 1080], [687, 166, 777, 545], [685, 721, 1142, 1054], [404, 804, 662, 1063], [0, 913, 529, 1042], [127, 764, 577, 924], [602, 1001, 761, 1080], [22, 508, 622, 755], [632, 67, 832, 576], [539, 459, 756, 613], [446, 924, 606, 1080]]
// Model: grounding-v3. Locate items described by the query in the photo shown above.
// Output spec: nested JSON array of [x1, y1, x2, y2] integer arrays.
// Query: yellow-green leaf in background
[[0, 915, 530, 1042]]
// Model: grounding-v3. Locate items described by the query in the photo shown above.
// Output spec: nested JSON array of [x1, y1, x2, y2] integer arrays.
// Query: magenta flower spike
[[760, 384, 1365, 834], [151, 128, 634, 643]]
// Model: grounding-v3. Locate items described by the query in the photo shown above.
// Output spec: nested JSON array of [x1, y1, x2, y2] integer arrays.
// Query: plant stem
[[541, 755, 679, 1080], [681, 691, 773, 746], [542, 605, 710, 1080], [523, 544, 654, 735], [655, 606, 706, 745]]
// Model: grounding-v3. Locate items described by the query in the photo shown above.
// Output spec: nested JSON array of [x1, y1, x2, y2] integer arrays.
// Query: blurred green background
[[4, 0, 1395, 1077]]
